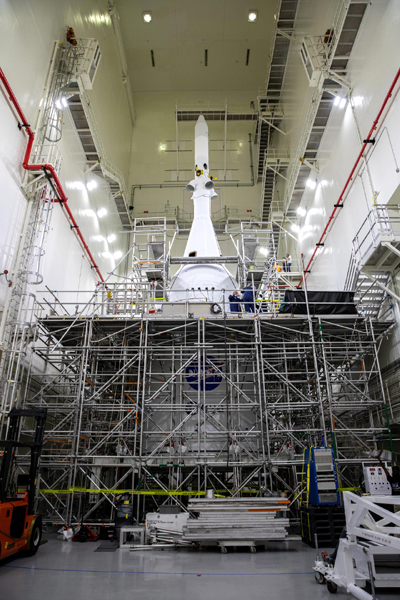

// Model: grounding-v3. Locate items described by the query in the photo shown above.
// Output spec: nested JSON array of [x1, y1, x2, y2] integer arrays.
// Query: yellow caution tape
[[39, 488, 260, 496]]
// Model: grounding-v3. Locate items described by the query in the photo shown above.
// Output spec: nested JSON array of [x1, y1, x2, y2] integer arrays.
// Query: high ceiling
[[117, 0, 279, 92]]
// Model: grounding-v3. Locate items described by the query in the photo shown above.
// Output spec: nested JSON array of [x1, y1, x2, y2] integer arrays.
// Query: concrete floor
[[0, 535, 398, 599]]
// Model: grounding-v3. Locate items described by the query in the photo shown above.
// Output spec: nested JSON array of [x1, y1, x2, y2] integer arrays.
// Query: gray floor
[[0, 535, 398, 599]]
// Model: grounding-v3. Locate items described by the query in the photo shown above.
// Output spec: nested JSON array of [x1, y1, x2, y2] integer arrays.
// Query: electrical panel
[[364, 466, 392, 495], [304, 446, 340, 505]]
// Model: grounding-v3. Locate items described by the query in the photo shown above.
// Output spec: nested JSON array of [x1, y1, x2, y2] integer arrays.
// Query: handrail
[[351, 203, 400, 266], [0, 66, 105, 285], [299, 66, 400, 288], [78, 86, 130, 215]]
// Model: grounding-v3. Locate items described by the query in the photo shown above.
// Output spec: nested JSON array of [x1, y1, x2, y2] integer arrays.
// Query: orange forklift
[[0, 407, 47, 560]]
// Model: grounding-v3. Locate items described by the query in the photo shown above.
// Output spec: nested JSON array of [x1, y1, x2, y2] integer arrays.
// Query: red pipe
[[0, 67, 105, 285], [298, 66, 400, 288]]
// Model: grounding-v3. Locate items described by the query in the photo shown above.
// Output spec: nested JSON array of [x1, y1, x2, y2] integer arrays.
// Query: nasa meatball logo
[[186, 356, 224, 391]]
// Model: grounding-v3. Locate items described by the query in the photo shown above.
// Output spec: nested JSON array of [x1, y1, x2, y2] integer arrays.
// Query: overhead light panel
[[97, 207, 107, 218], [259, 247, 269, 256], [107, 234, 116, 243], [339, 97, 347, 109], [61, 97, 68, 108], [248, 10, 258, 22], [86, 180, 97, 191], [143, 11, 152, 23], [113, 251, 123, 260], [291, 224, 300, 233]]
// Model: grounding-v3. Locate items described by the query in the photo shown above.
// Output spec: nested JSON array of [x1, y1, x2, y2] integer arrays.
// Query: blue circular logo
[[186, 356, 224, 391]]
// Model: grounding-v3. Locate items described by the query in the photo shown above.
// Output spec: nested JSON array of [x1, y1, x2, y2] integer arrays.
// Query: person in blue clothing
[[228, 290, 242, 313], [242, 285, 256, 313]]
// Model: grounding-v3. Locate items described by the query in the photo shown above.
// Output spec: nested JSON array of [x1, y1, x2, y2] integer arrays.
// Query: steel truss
[[11, 308, 392, 526]]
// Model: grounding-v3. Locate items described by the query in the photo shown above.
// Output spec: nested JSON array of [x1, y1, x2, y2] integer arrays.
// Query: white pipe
[[347, 583, 373, 600], [108, 0, 135, 126]]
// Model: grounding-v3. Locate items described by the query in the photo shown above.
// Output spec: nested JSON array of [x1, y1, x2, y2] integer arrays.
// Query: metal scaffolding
[[1, 208, 393, 525], [10, 297, 391, 526]]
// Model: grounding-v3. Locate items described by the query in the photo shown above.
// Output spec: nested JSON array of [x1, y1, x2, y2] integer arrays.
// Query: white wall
[[129, 91, 261, 218], [0, 0, 133, 320], [289, 0, 400, 289], [280, 0, 400, 367]]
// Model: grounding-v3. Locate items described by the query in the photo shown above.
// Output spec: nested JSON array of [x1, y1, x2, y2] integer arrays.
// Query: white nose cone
[[195, 115, 209, 170]]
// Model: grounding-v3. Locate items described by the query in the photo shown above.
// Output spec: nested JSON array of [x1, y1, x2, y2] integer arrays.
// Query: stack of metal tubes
[[183, 497, 293, 551]]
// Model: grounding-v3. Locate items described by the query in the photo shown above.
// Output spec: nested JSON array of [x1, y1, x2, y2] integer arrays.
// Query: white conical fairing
[[169, 116, 237, 304]]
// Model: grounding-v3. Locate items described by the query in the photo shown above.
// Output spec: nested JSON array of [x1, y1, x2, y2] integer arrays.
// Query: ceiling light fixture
[[107, 234, 116, 243], [113, 251, 123, 260], [143, 11, 152, 23], [334, 95, 347, 109], [97, 208, 107, 218], [259, 247, 269, 256], [55, 97, 68, 110], [297, 206, 307, 217], [86, 180, 97, 191], [68, 181, 85, 191], [291, 224, 300, 233], [306, 178, 317, 190], [248, 10, 258, 22]]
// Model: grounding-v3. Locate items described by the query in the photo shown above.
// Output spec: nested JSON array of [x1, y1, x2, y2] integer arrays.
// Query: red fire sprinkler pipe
[[298, 66, 400, 289], [0, 67, 105, 285]]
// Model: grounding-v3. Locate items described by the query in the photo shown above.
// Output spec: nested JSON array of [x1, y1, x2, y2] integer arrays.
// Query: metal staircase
[[259, 124, 290, 250], [348, 268, 391, 318], [345, 204, 400, 318], [260, 124, 275, 221], [255, 0, 299, 181], [67, 86, 131, 230]]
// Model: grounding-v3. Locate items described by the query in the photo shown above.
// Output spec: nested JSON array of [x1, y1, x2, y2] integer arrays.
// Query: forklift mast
[[0, 408, 47, 514]]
